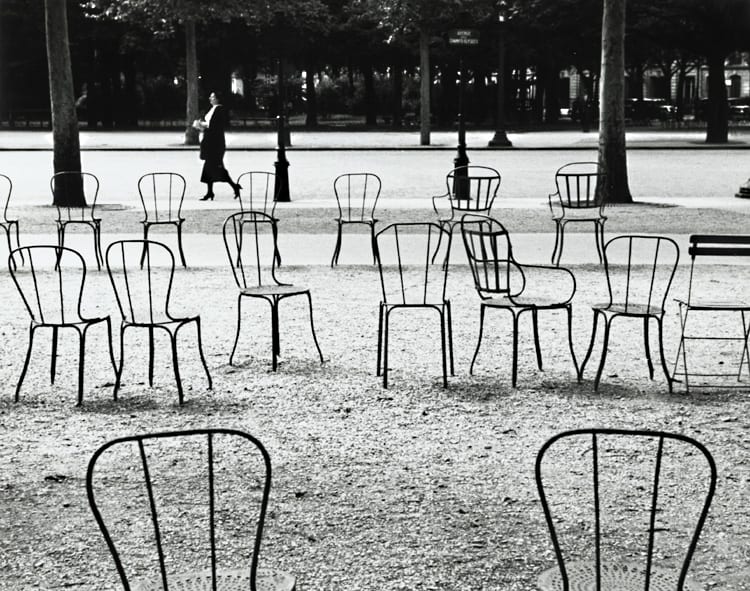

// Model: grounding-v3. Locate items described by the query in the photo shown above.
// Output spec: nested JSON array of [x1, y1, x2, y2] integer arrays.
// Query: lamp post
[[454, 58, 469, 172], [488, 1, 512, 147], [273, 13, 290, 202]]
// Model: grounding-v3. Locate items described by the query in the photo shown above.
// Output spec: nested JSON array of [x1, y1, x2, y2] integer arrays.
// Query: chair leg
[[50, 326, 59, 384], [565, 305, 579, 378], [439, 307, 448, 388], [376, 303, 384, 376], [104, 317, 117, 400], [16, 324, 36, 402], [655, 315, 673, 392], [148, 326, 155, 387], [741, 311, 750, 381], [446, 301, 454, 376], [579, 310, 601, 382], [140, 225, 149, 268], [595, 220, 606, 264], [370, 222, 378, 265], [644, 316, 654, 380], [331, 222, 343, 267], [94, 222, 103, 270], [383, 307, 391, 388], [271, 297, 280, 371], [551, 221, 562, 265], [470, 305, 487, 375], [114, 325, 127, 400], [77, 326, 86, 406], [169, 330, 184, 404], [192, 318, 213, 390], [272, 221, 282, 267], [593, 316, 613, 392], [511, 311, 520, 387], [229, 295, 243, 366], [431, 223, 445, 264], [176, 222, 187, 267], [304, 292, 325, 364], [11, 222, 23, 261], [531, 308, 543, 371], [554, 222, 565, 267]]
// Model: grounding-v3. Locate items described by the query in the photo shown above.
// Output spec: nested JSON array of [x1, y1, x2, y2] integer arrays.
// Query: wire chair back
[[236, 171, 279, 217], [86, 429, 273, 591], [9, 245, 87, 325], [603, 235, 679, 314], [138, 172, 186, 223], [51, 171, 99, 222], [223, 212, 282, 289], [0, 173, 13, 222], [685, 234, 750, 305], [536, 428, 716, 591], [376, 222, 450, 305], [554, 162, 604, 209], [106, 240, 176, 325], [334, 172, 381, 222], [445, 166, 501, 216]]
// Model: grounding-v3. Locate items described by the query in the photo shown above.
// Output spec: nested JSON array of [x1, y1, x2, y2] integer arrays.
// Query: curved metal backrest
[[105, 239, 176, 324], [536, 428, 716, 591], [333, 172, 381, 222], [554, 162, 604, 209], [603, 235, 680, 312], [138, 172, 186, 223], [445, 166, 501, 214], [236, 171, 278, 217], [8, 245, 87, 325], [86, 429, 272, 591], [375, 222, 450, 305], [460, 213, 524, 299], [222, 212, 281, 289], [685, 234, 750, 305], [0, 173, 12, 222], [51, 171, 99, 221]]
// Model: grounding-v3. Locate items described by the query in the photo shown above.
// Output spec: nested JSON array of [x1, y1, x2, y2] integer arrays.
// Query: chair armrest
[[432, 193, 451, 217], [511, 263, 577, 305], [548, 192, 563, 218]]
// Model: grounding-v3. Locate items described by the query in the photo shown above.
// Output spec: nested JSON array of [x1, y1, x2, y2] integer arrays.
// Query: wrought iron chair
[[672, 234, 750, 392], [331, 172, 381, 266], [87, 428, 296, 591], [432, 165, 501, 265], [9, 245, 116, 405], [236, 171, 282, 266], [460, 214, 578, 387], [138, 172, 187, 267], [51, 171, 103, 270], [579, 235, 679, 391], [222, 212, 324, 371], [536, 428, 716, 591], [0, 174, 22, 262], [548, 162, 606, 266], [375, 222, 453, 388], [105, 239, 212, 404]]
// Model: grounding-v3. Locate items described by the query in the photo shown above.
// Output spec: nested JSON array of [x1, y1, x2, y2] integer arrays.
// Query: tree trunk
[[419, 25, 431, 145], [184, 19, 199, 145], [305, 58, 318, 127], [363, 62, 377, 126], [705, 51, 729, 143], [44, 0, 83, 206], [597, 0, 632, 204]]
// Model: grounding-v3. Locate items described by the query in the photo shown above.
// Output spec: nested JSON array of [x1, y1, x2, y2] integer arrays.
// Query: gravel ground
[[1, 202, 749, 590]]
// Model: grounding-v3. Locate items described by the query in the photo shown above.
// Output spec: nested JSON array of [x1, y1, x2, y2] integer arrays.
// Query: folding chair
[[460, 214, 578, 386], [138, 172, 187, 267], [87, 429, 296, 591], [331, 172, 381, 266], [536, 428, 716, 591], [222, 212, 324, 371], [579, 235, 679, 391], [375, 222, 453, 388], [548, 162, 606, 266], [672, 234, 750, 392], [9, 245, 116, 405], [105, 239, 212, 404], [51, 171, 104, 270], [236, 171, 282, 266], [0, 174, 22, 261]]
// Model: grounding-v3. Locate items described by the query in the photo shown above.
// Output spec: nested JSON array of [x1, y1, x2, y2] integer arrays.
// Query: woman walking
[[193, 91, 241, 200]]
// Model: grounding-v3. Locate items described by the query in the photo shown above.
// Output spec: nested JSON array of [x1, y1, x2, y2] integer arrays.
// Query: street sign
[[448, 29, 480, 46]]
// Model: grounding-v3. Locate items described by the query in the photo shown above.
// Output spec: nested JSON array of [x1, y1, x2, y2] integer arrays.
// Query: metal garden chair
[[331, 172, 381, 266], [672, 234, 750, 392], [536, 428, 716, 591], [105, 239, 212, 404], [548, 162, 606, 266], [375, 222, 453, 388], [460, 214, 578, 386], [222, 212, 324, 371], [9, 245, 116, 405], [87, 428, 296, 591], [432, 165, 501, 265], [0, 174, 22, 262], [51, 171, 103, 270], [138, 172, 187, 267], [236, 171, 282, 266], [579, 235, 679, 391]]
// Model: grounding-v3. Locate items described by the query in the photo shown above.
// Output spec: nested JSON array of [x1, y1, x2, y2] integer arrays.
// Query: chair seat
[[134, 568, 295, 591], [538, 561, 704, 591], [593, 302, 664, 316], [676, 298, 750, 311], [484, 295, 571, 309], [241, 284, 309, 297], [552, 212, 606, 222]]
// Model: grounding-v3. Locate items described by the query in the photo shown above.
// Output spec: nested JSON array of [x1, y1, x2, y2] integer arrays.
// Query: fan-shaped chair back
[[223, 212, 281, 290], [138, 172, 186, 223], [334, 172, 381, 222], [445, 166, 501, 215], [236, 171, 278, 216], [554, 162, 604, 209], [51, 171, 99, 222]]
